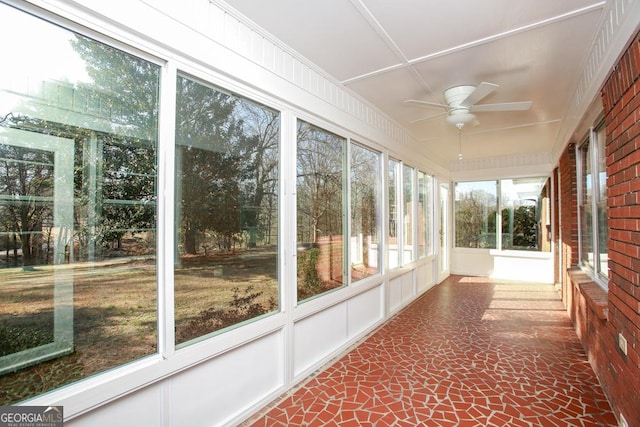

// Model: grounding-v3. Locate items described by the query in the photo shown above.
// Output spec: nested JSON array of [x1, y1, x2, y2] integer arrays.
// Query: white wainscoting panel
[[490, 251, 554, 283], [388, 271, 416, 314], [416, 262, 435, 294], [348, 284, 384, 339], [168, 331, 284, 426], [388, 274, 403, 313], [65, 382, 163, 427], [293, 303, 348, 377], [401, 272, 414, 305], [453, 248, 554, 284]]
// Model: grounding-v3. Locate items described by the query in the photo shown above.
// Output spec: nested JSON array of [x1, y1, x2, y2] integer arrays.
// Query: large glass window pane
[[350, 143, 380, 282], [455, 181, 498, 248], [418, 171, 433, 257], [578, 126, 608, 286], [388, 159, 400, 269], [579, 142, 594, 267], [0, 4, 159, 404], [500, 177, 550, 251], [403, 165, 415, 263], [596, 126, 608, 279], [174, 75, 279, 345], [296, 121, 345, 302]]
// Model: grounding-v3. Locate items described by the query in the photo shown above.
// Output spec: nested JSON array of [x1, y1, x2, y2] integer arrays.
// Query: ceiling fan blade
[[470, 101, 532, 112], [409, 111, 448, 124], [404, 99, 449, 109], [460, 82, 498, 108]]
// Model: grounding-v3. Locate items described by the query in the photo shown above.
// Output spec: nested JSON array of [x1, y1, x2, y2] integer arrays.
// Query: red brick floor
[[243, 276, 618, 426]]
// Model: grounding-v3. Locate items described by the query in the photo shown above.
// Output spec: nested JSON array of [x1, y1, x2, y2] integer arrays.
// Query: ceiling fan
[[405, 82, 532, 127]]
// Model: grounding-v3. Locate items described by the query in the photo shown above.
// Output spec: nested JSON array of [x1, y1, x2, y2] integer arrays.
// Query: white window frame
[[0, 128, 75, 375], [348, 140, 382, 282], [576, 124, 609, 289], [402, 163, 416, 265]]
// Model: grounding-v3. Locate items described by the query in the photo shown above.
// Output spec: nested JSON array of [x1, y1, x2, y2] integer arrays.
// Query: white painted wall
[[416, 260, 436, 294], [347, 284, 385, 339], [388, 270, 417, 314], [294, 304, 349, 377], [452, 248, 554, 283]]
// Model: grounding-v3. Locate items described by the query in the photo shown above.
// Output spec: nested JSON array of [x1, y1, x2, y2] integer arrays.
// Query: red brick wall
[[598, 31, 640, 426], [559, 145, 578, 314], [316, 235, 343, 283], [558, 31, 640, 426], [553, 167, 560, 284]]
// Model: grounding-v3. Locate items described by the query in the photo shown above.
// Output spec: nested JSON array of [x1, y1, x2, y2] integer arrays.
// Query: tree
[[175, 77, 279, 253], [71, 35, 160, 255], [455, 189, 497, 248], [502, 204, 537, 249], [296, 122, 344, 244], [235, 104, 279, 248], [0, 144, 54, 267], [70, 37, 280, 258], [176, 78, 244, 253], [350, 145, 379, 269]]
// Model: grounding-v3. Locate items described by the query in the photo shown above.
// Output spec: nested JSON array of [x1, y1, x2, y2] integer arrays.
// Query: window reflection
[[174, 75, 279, 345], [501, 178, 550, 251], [418, 171, 433, 257], [580, 143, 594, 265], [296, 121, 345, 302], [455, 178, 551, 252], [402, 165, 415, 263], [388, 159, 400, 269], [0, 3, 159, 404], [578, 126, 608, 281], [455, 181, 498, 249], [596, 127, 608, 279], [350, 143, 380, 282]]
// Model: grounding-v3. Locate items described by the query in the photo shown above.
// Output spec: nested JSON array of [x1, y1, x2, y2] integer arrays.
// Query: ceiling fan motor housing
[[444, 85, 476, 107], [444, 85, 477, 125], [443, 85, 476, 125]]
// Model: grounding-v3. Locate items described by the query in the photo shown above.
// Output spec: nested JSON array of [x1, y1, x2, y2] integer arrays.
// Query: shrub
[[297, 247, 321, 299], [0, 326, 53, 357], [176, 286, 276, 342]]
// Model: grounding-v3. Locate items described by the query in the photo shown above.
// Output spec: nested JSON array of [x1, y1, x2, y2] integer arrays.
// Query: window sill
[[568, 268, 608, 320]]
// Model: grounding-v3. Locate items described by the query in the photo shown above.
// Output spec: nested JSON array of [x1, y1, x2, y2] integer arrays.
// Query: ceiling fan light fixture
[[445, 110, 476, 126]]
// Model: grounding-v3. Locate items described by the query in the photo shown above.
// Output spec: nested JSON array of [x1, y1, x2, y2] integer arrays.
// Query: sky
[[0, 3, 90, 114]]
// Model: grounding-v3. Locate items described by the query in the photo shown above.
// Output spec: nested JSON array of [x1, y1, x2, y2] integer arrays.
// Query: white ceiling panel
[[223, 0, 401, 80], [424, 120, 564, 161], [362, 0, 603, 62], [346, 67, 426, 119], [221, 0, 624, 165]]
